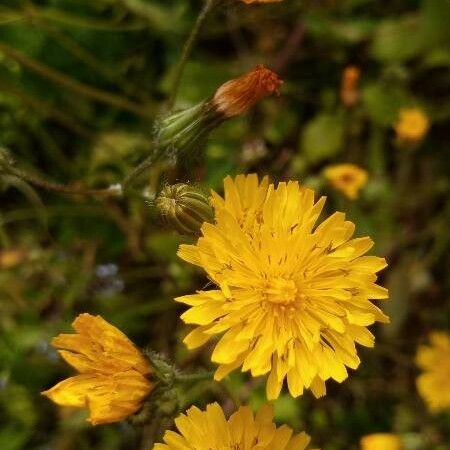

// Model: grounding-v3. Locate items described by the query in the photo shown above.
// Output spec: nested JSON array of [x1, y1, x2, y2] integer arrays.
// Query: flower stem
[[167, 0, 219, 110], [174, 370, 214, 383], [4, 166, 120, 198]]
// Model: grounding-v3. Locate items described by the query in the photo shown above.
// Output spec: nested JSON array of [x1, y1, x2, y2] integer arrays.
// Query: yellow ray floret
[[416, 331, 450, 412], [153, 402, 312, 450], [42, 313, 154, 425], [177, 174, 389, 399]]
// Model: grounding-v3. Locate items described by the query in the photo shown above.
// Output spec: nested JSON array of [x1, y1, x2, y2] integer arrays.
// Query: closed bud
[[154, 103, 223, 161], [155, 184, 214, 235]]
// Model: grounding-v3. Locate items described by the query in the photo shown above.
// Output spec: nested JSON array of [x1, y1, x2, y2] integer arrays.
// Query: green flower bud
[[154, 103, 223, 161], [155, 183, 214, 235]]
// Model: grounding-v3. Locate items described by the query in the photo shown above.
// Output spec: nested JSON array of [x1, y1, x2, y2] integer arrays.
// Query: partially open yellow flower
[[177, 174, 389, 400], [416, 332, 450, 412], [213, 65, 283, 117], [394, 107, 430, 144], [324, 164, 368, 200], [360, 433, 403, 450], [153, 403, 312, 450], [42, 314, 154, 425]]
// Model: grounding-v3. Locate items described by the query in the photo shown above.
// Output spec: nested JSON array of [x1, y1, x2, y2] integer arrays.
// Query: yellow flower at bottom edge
[[324, 164, 368, 200], [42, 313, 154, 425], [360, 433, 403, 450], [394, 107, 430, 144], [242, 0, 283, 4], [177, 174, 389, 400], [153, 403, 313, 450], [416, 332, 450, 413]]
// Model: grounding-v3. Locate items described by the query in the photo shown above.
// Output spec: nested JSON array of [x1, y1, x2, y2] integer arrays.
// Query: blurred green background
[[0, 0, 449, 449]]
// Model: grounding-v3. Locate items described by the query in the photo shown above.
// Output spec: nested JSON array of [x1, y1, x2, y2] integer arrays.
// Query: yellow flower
[[324, 164, 368, 200], [213, 65, 283, 117], [416, 332, 450, 412], [42, 313, 154, 425], [153, 402, 312, 450], [242, 0, 283, 4], [0, 249, 25, 268], [177, 174, 389, 399], [394, 107, 430, 144], [360, 433, 403, 450]]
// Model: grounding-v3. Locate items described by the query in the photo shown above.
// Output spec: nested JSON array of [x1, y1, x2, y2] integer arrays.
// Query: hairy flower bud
[[213, 65, 283, 117], [152, 67, 282, 163], [340, 66, 360, 108], [155, 184, 214, 235], [154, 103, 223, 160]]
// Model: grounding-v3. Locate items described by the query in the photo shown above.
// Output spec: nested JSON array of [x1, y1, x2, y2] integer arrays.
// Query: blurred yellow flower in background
[[324, 164, 368, 200], [153, 403, 312, 450], [42, 314, 154, 425], [416, 332, 450, 412], [177, 174, 389, 399], [213, 65, 283, 117], [0, 249, 25, 268], [360, 433, 403, 450], [394, 107, 430, 144]]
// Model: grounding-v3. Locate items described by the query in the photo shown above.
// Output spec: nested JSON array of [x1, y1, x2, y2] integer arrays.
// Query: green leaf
[[362, 83, 413, 127], [300, 113, 344, 163], [371, 15, 426, 62]]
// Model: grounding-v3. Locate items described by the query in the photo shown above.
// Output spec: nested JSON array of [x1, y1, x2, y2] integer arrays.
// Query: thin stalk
[[167, 0, 218, 109], [5, 166, 119, 198], [174, 371, 214, 383], [0, 41, 152, 119], [122, 150, 157, 191]]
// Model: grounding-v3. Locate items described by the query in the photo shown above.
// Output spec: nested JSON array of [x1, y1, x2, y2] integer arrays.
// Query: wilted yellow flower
[[177, 174, 389, 399], [360, 433, 403, 450], [340, 66, 360, 107], [324, 164, 368, 200], [153, 403, 312, 450], [416, 332, 450, 412], [394, 107, 430, 144], [42, 314, 154, 425], [213, 65, 283, 117]]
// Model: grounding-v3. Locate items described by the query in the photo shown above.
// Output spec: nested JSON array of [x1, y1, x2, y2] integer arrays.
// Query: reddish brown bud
[[213, 65, 283, 117]]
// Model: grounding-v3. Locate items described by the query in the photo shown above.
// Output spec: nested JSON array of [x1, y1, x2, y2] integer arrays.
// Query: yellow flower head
[[153, 403, 312, 450], [416, 332, 450, 412], [213, 65, 283, 118], [360, 433, 403, 450], [177, 174, 389, 400], [242, 0, 283, 3], [42, 313, 154, 425], [324, 164, 368, 200], [394, 107, 430, 144]]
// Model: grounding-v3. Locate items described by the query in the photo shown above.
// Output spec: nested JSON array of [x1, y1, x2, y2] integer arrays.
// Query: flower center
[[264, 277, 298, 304]]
